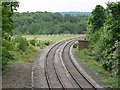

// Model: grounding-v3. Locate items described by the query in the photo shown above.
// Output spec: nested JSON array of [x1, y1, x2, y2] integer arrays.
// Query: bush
[[30, 39, 37, 46], [44, 41, 50, 46], [2, 39, 14, 51], [29, 45, 37, 52], [73, 43, 77, 48], [17, 37, 28, 52], [14, 36, 23, 43], [37, 41, 45, 48], [2, 46, 15, 70]]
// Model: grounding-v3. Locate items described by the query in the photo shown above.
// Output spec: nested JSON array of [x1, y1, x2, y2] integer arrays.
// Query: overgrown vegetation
[[75, 49, 118, 88], [82, 1, 120, 88], [7, 35, 51, 64], [8, 35, 78, 65], [2, 1, 19, 70]]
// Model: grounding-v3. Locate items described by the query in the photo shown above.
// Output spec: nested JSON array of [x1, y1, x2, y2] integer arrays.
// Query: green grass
[[8, 45, 37, 64], [75, 49, 119, 88], [8, 34, 80, 64], [23, 34, 79, 42]]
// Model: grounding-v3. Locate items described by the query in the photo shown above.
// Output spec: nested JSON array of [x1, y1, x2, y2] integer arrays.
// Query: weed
[[73, 43, 77, 48], [17, 37, 28, 52], [75, 48, 119, 88]]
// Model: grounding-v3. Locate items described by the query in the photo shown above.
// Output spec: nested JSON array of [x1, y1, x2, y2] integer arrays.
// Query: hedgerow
[[87, 2, 120, 75]]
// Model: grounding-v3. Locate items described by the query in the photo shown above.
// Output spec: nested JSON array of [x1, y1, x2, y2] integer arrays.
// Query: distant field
[[23, 34, 85, 42]]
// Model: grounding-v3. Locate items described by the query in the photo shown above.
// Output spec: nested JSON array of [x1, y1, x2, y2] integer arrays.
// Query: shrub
[[2, 47, 15, 70], [44, 41, 50, 46], [2, 39, 14, 51], [17, 37, 28, 52], [29, 45, 37, 52], [30, 39, 37, 46], [14, 36, 23, 43], [73, 43, 77, 48]]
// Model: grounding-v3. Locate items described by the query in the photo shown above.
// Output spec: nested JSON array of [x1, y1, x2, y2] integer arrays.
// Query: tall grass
[[8, 34, 79, 65]]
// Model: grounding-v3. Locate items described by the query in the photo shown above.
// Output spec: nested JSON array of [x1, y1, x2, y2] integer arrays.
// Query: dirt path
[[2, 63, 32, 88], [2, 43, 53, 89]]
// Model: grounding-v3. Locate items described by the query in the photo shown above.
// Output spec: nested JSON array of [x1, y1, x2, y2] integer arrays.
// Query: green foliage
[[12, 12, 88, 35], [76, 49, 119, 88], [2, 2, 19, 39], [73, 43, 77, 48], [17, 37, 28, 52], [30, 39, 37, 46], [2, 39, 14, 51], [29, 39, 50, 48], [91, 5, 105, 30], [44, 41, 50, 46], [2, 1, 19, 69], [28, 45, 37, 53], [87, 1, 120, 76], [2, 39, 16, 69], [87, 5, 105, 45]]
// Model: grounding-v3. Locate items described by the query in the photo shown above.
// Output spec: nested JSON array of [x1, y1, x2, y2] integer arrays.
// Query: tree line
[[59, 11, 92, 16], [12, 12, 89, 35], [87, 2, 120, 76]]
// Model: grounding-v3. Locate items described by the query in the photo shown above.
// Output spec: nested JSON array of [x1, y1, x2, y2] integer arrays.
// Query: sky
[[17, 0, 119, 13]]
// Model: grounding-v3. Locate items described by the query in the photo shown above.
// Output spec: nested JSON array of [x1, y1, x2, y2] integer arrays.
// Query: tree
[[2, 2, 19, 39], [87, 2, 120, 75], [91, 5, 105, 31], [87, 5, 105, 44], [12, 12, 88, 35], [2, 1, 19, 69]]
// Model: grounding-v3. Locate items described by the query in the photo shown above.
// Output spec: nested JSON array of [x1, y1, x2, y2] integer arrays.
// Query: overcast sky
[[17, 0, 119, 12]]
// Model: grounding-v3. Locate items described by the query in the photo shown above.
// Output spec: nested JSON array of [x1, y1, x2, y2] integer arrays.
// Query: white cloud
[[17, 0, 119, 12]]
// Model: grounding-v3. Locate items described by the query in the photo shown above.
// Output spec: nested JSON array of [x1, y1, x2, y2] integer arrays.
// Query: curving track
[[44, 37, 103, 89]]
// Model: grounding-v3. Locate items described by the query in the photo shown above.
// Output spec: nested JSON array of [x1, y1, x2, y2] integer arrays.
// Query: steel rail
[[44, 38, 77, 89], [61, 40, 100, 89]]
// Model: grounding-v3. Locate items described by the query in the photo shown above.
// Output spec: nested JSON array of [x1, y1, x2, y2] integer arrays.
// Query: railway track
[[44, 37, 103, 89]]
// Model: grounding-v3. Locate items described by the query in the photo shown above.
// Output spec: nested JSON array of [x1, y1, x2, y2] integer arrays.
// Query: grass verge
[[8, 34, 79, 65], [75, 48, 118, 88], [8, 48, 37, 64]]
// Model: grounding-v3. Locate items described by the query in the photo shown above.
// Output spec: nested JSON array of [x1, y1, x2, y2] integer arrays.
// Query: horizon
[[15, 11, 91, 13]]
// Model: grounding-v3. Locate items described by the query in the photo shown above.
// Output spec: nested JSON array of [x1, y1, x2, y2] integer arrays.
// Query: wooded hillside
[[12, 12, 89, 35]]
